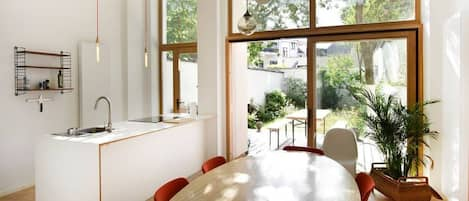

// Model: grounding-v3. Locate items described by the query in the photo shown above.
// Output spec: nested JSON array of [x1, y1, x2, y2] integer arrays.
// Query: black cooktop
[[129, 115, 184, 123]]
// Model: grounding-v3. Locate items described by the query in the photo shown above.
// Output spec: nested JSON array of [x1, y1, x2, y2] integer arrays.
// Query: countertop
[[48, 115, 214, 145]]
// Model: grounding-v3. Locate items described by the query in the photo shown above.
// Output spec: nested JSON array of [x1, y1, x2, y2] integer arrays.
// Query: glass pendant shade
[[237, 11, 257, 36], [255, 0, 271, 4]]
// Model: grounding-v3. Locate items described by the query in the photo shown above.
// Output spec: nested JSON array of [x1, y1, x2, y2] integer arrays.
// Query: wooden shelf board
[[16, 65, 71, 70], [17, 88, 73, 91], [17, 50, 70, 57]]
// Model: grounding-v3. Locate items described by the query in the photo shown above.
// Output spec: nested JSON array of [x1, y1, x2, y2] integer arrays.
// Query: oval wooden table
[[171, 151, 361, 201]]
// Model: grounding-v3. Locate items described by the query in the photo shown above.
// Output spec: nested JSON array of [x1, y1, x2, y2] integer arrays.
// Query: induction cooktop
[[129, 114, 187, 123]]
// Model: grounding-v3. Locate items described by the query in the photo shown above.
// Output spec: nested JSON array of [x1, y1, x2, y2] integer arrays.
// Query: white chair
[[322, 128, 358, 177]]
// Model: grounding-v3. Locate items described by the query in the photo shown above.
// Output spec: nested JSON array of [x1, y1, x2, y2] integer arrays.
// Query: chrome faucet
[[94, 96, 112, 132]]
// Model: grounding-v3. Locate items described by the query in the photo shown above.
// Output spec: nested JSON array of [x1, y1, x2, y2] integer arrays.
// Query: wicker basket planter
[[370, 163, 440, 201]]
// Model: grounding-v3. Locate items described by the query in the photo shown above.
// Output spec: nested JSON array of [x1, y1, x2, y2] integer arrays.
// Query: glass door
[[307, 31, 418, 171]]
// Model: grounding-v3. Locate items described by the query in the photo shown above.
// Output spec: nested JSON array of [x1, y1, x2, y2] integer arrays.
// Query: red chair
[[154, 177, 189, 201], [201, 156, 227, 174], [355, 173, 375, 201], [283, 146, 325, 155]]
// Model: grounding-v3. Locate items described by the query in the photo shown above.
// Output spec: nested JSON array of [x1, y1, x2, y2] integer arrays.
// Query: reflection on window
[[315, 38, 407, 139], [232, 0, 310, 33], [316, 0, 415, 27], [162, 51, 174, 113], [163, 0, 197, 44]]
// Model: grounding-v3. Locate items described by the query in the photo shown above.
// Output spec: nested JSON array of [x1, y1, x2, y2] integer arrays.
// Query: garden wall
[[247, 68, 284, 105]]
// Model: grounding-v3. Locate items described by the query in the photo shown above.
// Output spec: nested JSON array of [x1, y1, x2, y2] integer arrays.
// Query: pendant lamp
[[237, 0, 257, 36], [144, 0, 149, 68]]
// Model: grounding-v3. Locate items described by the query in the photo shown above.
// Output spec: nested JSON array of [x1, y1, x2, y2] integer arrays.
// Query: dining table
[[171, 151, 361, 201]]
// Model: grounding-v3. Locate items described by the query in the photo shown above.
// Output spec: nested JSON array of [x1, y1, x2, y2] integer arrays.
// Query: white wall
[[247, 69, 284, 105], [231, 43, 249, 158], [422, 0, 469, 200], [197, 0, 227, 158], [0, 0, 154, 196]]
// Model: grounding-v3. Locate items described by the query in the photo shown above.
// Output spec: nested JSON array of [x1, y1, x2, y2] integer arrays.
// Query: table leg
[[277, 130, 280, 149], [291, 120, 295, 145], [285, 124, 287, 138], [269, 130, 272, 149], [323, 118, 326, 134], [304, 120, 307, 137]]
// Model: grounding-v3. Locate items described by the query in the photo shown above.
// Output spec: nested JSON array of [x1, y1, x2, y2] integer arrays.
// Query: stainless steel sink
[[77, 127, 107, 134], [52, 127, 108, 137]]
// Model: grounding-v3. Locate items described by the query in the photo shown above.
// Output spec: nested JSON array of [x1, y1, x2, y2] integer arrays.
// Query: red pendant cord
[[144, 0, 147, 50], [96, 0, 99, 40]]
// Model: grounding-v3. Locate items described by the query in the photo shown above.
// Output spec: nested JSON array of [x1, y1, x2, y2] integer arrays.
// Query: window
[[316, 0, 415, 27], [231, 0, 310, 33], [159, 0, 198, 113], [226, 0, 422, 163], [162, 0, 197, 44]]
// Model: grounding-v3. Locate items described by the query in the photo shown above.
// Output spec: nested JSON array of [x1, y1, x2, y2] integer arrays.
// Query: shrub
[[257, 90, 287, 122], [283, 77, 307, 109], [248, 113, 257, 129]]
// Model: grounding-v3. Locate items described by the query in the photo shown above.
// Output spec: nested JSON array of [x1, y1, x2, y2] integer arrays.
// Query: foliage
[[319, 0, 413, 84], [319, 55, 361, 109], [248, 42, 266, 67], [246, 0, 309, 67], [166, 0, 197, 44], [284, 77, 307, 108], [353, 88, 439, 179], [248, 113, 258, 129], [257, 90, 287, 122], [250, 0, 309, 31]]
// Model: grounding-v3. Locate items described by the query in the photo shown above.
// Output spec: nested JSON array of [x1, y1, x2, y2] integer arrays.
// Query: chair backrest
[[322, 128, 358, 175], [202, 156, 227, 174], [355, 173, 375, 201], [283, 146, 325, 155], [154, 177, 189, 201]]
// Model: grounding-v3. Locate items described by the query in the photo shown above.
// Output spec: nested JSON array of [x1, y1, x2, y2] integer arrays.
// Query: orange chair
[[201, 156, 227, 174], [154, 177, 189, 201], [283, 145, 325, 155], [355, 173, 375, 201]]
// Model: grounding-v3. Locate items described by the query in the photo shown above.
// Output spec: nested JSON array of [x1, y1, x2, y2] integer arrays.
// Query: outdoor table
[[285, 109, 332, 144], [171, 151, 361, 201]]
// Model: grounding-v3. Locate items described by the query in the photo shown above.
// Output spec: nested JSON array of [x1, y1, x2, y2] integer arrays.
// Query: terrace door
[[308, 31, 418, 171]]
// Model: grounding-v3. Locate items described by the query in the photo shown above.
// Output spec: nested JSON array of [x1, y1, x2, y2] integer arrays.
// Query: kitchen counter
[[35, 115, 216, 201], [49, 115, 213, 145]]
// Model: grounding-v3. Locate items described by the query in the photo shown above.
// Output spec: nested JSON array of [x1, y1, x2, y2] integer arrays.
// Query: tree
[[319, 0, 413, 83], [166, 0, 197, 44], [247, 0, 309, 67]]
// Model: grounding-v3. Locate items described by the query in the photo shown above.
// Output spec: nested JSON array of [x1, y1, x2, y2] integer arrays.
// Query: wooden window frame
[[225, 0, 423, 167], [158, 0, 197, 114]]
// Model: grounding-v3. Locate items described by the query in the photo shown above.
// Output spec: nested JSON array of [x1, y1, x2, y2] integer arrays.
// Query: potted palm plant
[[353, 88, 442, 201]]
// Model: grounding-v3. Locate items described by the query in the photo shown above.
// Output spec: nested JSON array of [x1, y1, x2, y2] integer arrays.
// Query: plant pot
[[370, 163, 440, 201], [255, 121, 263, 132]]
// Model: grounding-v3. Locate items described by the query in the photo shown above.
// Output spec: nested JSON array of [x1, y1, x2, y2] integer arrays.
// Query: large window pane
[[316, 0, 415, 27], [178, 53, 198, 112], [162, 0, 197, 44], [232, 0, 310, 33], [162, 51, 174, 113], [315, 38, 407, 171], [231, 39, 309, 155]]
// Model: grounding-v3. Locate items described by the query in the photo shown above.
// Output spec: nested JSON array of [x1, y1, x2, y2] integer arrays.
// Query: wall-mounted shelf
[[16, 50, 71, 57], [15, 46, 73, 96], [16, 65, 71, 70], [17, 88, 74, 92]]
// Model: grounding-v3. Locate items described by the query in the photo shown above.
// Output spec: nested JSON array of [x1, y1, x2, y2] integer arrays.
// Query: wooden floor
[[0, 185, 442, 201], [0, 187, 34, 201]]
